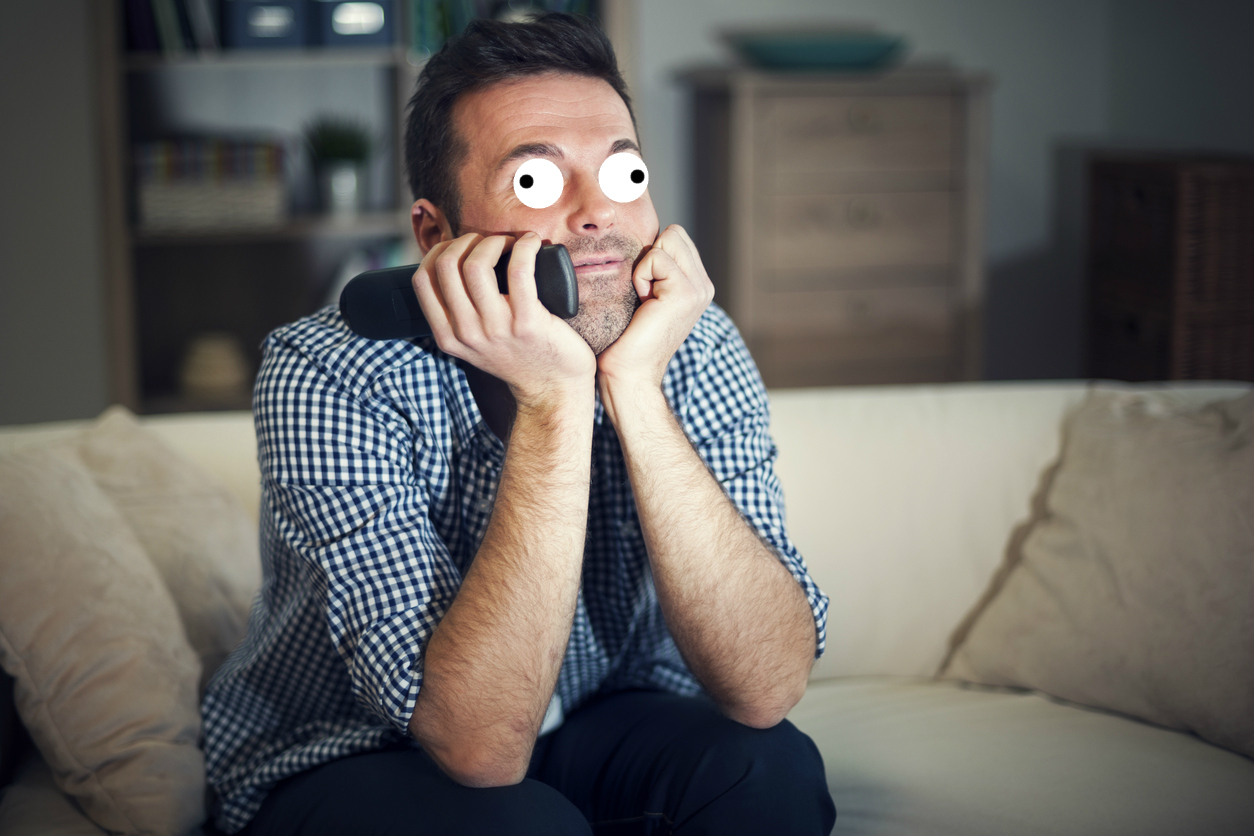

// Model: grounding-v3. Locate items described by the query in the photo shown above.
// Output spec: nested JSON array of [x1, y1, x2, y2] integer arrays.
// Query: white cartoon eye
[[513, 158, 563, 209], [598, 152, 649, 203]]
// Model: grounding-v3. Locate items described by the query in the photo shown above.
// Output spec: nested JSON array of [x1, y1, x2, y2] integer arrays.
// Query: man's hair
[[403, 12, 635, 231]]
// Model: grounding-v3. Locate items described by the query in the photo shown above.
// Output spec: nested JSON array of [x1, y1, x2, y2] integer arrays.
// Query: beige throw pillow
[[0, 446, 205, 835], [942, 389, 1254, 758], [70, 406, 260, 691]]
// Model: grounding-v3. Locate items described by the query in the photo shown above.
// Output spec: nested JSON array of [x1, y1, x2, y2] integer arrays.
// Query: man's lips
[[572, 255, 624, 274]]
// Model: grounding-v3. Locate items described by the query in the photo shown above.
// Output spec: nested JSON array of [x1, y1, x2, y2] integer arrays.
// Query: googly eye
[[598, 152, 649, 203], [513, 158, 563, 209]]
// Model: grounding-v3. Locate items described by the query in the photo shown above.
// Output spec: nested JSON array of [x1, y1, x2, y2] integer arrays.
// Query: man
[[204, 13, 835, 835]]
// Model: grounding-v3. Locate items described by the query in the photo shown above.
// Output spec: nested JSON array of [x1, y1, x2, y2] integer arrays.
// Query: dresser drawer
[[760, 191, 954, 272], [759, 95, 955, 177], [752, 285, 953, 339], [748, 286, 956, 387], [751, 334, 957, 388]]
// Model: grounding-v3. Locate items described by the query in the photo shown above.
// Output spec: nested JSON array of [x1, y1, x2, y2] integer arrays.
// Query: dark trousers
[[242, 690, 836, 835]]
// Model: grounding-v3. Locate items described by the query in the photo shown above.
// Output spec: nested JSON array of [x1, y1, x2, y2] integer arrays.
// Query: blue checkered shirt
[[202, 302, 829, 832]]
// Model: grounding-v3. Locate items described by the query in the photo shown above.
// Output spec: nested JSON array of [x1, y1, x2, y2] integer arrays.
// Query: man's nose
[[565, 172, 617, 236]]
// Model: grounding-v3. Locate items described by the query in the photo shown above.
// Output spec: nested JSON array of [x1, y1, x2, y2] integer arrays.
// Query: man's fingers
[[653, 224, 701, 283], [506, 232, 543, 308], [461, 235, 513, 317], [413, 256, 455, 347], [633, 247, 685, 301], [429, 234, 487, 343]]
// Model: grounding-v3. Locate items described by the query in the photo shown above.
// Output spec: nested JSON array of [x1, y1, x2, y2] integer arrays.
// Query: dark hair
[[403, 12, 635, 231]]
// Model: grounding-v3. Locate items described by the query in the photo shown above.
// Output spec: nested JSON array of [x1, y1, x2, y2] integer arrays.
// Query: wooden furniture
[[93, 0, 632, 413], [685, 67, 990, 388], [1087, 155, 1254, 383]]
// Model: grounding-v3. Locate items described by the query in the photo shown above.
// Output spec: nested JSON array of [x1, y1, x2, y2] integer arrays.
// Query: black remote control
[[339, 243, 579, 340]]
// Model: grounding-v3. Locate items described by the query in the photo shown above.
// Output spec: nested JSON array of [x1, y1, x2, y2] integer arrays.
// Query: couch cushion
[[769, 381, 1251, 681], [0, 410, 259, 527], [70, 407, 261, 692], [140, 411, 260, 526], [942, 390, 1254, 758], [788, 677, 1254, 836], [0, 445, 205, 835]]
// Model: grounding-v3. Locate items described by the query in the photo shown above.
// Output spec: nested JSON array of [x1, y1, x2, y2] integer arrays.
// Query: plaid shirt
[[202, 302, 829, 832]]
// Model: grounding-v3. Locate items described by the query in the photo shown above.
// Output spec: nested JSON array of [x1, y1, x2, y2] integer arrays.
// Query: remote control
[[339, 243, 579, 340]]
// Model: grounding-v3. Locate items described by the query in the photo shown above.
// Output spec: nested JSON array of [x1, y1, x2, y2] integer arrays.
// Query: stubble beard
[[561, 232, 643, 355]]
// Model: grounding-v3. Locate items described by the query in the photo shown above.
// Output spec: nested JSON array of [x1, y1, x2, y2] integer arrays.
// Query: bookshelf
[[94, 0, 631, 414]]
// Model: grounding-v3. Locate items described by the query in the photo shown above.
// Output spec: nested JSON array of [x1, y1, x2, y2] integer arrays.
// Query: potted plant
[[305, 116, 373, 217]]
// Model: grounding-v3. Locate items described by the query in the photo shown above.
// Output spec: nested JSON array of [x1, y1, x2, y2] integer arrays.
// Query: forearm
[[604, 384, 816, 728], [408, 394, 593, 786]]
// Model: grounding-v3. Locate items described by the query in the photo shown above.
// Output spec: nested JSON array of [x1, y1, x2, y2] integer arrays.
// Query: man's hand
[[595, 225, 815, 728], [414, 231, 596, 408], [597, 224, 714, 409]]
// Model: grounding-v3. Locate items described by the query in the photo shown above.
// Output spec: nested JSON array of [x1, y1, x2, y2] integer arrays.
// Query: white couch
[[1, 381, 1252, 835]]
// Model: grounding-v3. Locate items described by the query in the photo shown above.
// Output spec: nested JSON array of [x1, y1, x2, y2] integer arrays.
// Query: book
[[134, 138, 287, 231], [150, 0, 187, 56]]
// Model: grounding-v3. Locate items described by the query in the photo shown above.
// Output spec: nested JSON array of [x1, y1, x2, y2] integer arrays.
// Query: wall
[[1109, 0, 1254, 154], [0, 0, 109, 424]]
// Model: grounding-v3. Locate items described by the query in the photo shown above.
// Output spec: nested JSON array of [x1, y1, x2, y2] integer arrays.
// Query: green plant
[[305, 116, 372, 163]]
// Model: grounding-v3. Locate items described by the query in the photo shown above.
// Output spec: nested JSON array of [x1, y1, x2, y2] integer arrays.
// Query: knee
[[681, 721, 836, 835], [460, 780, 593, 836]]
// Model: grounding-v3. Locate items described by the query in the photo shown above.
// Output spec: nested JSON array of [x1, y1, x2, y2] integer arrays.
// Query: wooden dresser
[[685, 67, 990, 388]]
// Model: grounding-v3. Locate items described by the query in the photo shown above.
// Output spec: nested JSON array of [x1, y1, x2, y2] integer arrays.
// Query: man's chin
[[568, 291, 641, 356]]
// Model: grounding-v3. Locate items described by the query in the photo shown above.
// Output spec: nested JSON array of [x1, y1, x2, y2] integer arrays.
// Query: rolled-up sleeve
[[254, 337, 460, 732], [677, 316, 830, 659]]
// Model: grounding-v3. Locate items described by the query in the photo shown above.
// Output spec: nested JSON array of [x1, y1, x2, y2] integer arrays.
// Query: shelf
[[132, 210, 411, 246], [99, 0, 631, 411], [124, 46, 422, 72]]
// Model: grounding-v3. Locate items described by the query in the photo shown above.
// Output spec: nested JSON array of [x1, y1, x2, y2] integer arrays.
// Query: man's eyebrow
[[494, 139, 642, 174], [495, 143, 563, 173]]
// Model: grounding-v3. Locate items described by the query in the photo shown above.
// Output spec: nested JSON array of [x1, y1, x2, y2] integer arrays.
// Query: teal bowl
[[724, 31, 905, 71]]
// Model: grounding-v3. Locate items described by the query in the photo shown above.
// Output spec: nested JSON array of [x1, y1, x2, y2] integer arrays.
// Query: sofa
[[1, 380, 1251, 835]]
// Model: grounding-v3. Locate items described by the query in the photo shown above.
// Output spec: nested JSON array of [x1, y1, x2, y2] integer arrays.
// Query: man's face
[[445, 72, 659, 354]]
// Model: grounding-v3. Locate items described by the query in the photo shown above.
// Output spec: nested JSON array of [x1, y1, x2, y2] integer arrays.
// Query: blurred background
[[1, 0, 1251, 424]]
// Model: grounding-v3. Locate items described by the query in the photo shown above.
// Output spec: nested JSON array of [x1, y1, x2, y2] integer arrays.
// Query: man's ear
[[412, 199, 454, 255]]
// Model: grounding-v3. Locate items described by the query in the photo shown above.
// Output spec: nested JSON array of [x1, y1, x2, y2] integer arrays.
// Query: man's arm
[[409, 393, 592, 785], [406, 232, 597, 785], [598, 226, 818, 727]]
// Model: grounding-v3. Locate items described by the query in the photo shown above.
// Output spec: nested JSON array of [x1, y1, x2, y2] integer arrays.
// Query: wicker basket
[[1087, 155, 1254, 383]]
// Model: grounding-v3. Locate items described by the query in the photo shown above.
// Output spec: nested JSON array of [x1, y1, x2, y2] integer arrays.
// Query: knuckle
[[430, 326, 459, 355], [483, 318, 513, 343], [448, 319, 476, 345]]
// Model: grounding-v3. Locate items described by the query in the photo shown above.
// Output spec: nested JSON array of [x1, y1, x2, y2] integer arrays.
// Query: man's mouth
[[573, 255, 624, 274]]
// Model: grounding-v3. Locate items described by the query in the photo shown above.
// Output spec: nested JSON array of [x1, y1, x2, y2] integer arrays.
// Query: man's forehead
[[454, 73, 637, 166]]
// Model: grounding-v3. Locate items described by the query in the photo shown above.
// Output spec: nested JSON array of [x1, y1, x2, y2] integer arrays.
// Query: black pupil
[[519, 174, 534, 189], [630, 169, 644, 184]]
